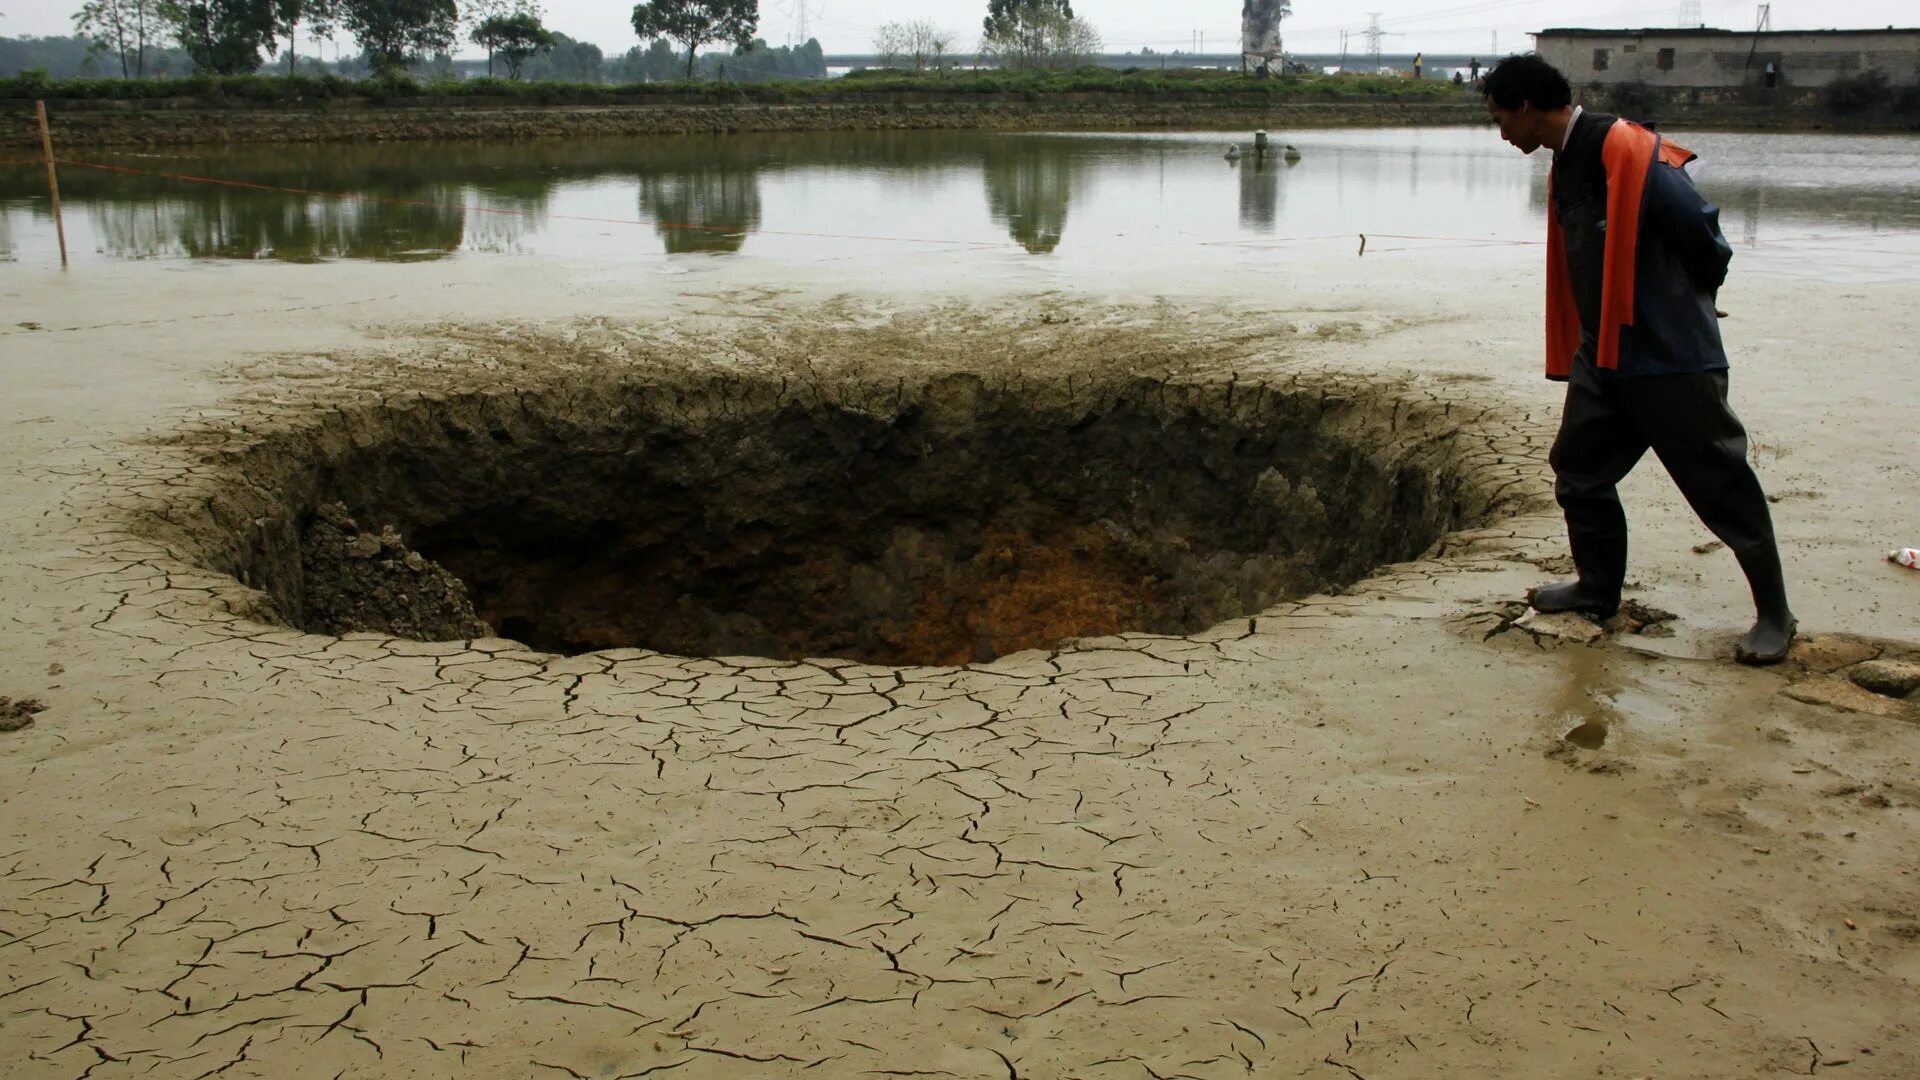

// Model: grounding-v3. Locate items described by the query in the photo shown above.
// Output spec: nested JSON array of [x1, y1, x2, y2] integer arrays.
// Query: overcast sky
[[2, 0, 1914, 59]]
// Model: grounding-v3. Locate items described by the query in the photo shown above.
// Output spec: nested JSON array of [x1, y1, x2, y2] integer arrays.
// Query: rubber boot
[[1732, 542, 1796, 665], [1528, 529, 1626, 619]]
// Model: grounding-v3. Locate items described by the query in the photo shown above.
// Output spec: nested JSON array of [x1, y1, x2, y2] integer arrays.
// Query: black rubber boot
[[1528, 530, 1625, 619], [1732, 543, 1796, 665]]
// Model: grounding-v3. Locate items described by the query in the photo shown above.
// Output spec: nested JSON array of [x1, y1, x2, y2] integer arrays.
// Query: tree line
[[3, 0, 1159, 83], [0, 0, 824, 81]]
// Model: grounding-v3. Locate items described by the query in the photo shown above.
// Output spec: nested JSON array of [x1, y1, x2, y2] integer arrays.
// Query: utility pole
[[1755, 3, 1771, 31], [1338, 29, 1349, 70], [794, 0, 809, 47], [1365, 13, 1383, 70]]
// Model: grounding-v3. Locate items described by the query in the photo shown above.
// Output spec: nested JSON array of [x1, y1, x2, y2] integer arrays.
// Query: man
[[1481, 53, 1795, 664]]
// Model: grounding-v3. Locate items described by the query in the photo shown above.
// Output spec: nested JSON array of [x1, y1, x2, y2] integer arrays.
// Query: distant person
[[1453, 70, 1465, 85], [1480, 53, 1795, 665], [1414, 51, 1423, 79], [1764, 60, 1778, 88], [1470, 56, 1481, 81]]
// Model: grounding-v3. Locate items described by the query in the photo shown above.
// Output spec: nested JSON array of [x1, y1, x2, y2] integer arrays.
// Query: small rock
[[404, 551, 427, 573], [1782, 677, 1908, 718], [1692, 540, 1725, 554], [345, 534, 383, 559], [1848, 659, 1920, 699]]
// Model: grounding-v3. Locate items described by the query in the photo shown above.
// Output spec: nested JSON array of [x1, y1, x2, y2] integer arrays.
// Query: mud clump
[[1, 696, 47, 732], [298, 503, 491, 641]]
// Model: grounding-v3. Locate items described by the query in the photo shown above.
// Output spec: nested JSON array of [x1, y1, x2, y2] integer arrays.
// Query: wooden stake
[[35, 100, 69, 271]]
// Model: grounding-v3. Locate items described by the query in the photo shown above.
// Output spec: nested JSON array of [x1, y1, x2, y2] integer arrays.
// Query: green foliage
[[983, 0, 1071, 39], [160, 0, 280, 75], [337, 0, 456, 74], [1, 35, 121, 78], [630, 0, 758, 79], [518, 31, 603, 82], [471, 11, 554, 79], [271, 0, 340, 75], [606, 38, 682, 82], [73, 0, 162, 78]]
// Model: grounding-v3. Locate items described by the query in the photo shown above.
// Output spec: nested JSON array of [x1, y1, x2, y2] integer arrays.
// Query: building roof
[[1535, 26, 1919, 39]]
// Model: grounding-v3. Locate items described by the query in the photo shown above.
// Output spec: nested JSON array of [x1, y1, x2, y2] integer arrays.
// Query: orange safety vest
[[1544, 119, 1697, 379]]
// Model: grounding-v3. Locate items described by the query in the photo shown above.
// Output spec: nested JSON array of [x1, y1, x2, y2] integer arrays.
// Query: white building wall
[[1534, 29, 1920, 88]]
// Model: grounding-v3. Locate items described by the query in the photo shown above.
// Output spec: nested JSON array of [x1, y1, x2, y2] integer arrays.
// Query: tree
[[471, 9, 550, 78], [873, 19, 950, 72], [981, 0, 1063, 65], [272, 0, 336, 74], [630, 0, 757, 80], [73, 0, 158, 77], [463, 0, 506, 74], [980, 0, 1098, 71], [159, 0, 279, 74], [519, 30, 601, 80], [339, 0, 457, 74]]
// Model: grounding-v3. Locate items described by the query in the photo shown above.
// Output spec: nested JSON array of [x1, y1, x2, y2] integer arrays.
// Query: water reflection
[[982, 137, 1082, 254], [1235, 156, 1281, 232], [635, 142, 764, 255], [0, 129, 1913, 273]]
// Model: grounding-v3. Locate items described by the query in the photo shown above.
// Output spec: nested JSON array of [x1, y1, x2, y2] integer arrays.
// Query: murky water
[[3, 127, 1917, 280]]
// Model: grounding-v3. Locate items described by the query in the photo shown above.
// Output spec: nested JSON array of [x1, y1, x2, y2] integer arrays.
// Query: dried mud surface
[[2, 285, 1918, 1080]]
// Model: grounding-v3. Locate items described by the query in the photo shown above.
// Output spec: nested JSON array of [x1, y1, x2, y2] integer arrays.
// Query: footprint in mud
[[1, 696, 47, 733]]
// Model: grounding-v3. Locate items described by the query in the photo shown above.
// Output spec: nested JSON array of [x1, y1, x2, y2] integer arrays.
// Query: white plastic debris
[[1891, 548, 1920, 570]]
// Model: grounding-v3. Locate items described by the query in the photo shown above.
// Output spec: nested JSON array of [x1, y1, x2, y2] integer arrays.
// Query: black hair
[[1481, 53, 1572, 111]]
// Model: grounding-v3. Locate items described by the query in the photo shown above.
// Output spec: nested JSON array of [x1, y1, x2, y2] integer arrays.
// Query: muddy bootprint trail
[[5, 305, 1919, 1079]]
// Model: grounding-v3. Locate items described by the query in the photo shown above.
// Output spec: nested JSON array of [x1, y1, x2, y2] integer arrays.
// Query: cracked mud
[[5, 293, 1920, 1080]]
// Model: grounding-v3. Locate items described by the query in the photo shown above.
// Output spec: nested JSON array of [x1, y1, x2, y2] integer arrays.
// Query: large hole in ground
[[200, 372, 1498, 666]]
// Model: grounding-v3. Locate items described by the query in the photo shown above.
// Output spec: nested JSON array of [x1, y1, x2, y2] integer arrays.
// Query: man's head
[[1481, 54, 1574, 154]]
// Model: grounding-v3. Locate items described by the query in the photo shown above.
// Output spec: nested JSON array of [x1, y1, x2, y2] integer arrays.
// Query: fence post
[[34, 100, 69, 271]]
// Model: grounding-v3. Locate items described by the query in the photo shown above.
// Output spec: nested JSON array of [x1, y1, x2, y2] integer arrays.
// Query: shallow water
[[2, 127, 1917, 281]]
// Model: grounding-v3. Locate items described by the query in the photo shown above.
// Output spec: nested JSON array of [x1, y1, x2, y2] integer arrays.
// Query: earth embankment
[[5, 96, 1488, 148]]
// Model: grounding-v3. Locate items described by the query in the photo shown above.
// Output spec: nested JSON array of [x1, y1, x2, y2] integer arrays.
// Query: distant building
[[1533, 26, 1920, 89]]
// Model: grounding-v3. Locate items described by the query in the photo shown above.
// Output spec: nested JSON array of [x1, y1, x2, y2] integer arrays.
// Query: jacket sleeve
[[1642, 162, 1733, 293]]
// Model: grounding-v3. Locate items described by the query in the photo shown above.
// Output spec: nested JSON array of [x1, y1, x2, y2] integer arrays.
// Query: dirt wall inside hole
[[148, 354, 1516, 663]]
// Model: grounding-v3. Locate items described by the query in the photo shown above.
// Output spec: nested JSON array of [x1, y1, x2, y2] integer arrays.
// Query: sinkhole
[[196, 371, 1500, 666]]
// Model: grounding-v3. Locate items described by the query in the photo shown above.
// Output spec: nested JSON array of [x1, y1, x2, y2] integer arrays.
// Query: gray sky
[[2, 0, 1914, 60]]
